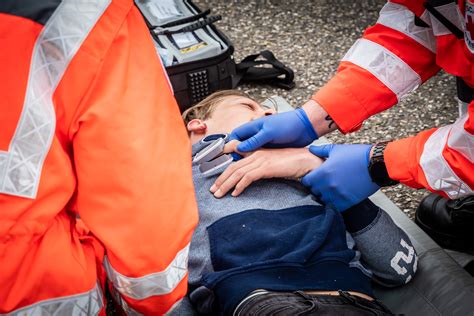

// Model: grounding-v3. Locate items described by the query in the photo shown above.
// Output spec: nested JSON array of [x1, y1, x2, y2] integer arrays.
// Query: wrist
[[368, 142, 398, 187], [296, 108, 318, 140], [299, 149, 323, 176], [302, 100, 338, 137]]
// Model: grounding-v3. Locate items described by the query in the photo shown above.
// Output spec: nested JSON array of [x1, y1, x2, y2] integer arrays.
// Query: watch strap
[[369, 142, 398, 187]]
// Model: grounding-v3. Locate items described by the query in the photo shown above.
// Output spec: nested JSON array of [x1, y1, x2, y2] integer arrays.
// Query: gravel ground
[[194, 0, 460, 219]]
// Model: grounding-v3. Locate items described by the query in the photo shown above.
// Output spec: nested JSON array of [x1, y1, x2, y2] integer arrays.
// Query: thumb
[[308, 144, 334, 158], [236, 130, 272, 152]]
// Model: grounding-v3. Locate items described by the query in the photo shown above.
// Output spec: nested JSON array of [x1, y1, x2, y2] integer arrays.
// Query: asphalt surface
[[194, 0, 460, 219]]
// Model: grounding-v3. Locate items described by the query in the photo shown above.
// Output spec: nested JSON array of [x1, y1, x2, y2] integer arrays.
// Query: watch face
[[371, 161, 387, 182], [370, 158, 397, 187]]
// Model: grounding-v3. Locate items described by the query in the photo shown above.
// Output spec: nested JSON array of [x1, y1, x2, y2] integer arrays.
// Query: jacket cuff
[[342, 199, 380, 233], [384, 129, 436, 189], [312, 75, 365, 134], [312, 62, 398, 134]]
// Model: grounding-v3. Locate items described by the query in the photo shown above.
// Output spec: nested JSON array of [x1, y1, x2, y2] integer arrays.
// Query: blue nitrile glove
[[301, 144, 380, 212], [230, 108, 318, 152]]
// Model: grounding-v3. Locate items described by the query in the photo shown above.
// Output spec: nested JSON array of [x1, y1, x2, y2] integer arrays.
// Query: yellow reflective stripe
[[104, 243, 190, 300]]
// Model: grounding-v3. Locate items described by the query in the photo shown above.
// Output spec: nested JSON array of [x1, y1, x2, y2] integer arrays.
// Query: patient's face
[[208, 96, 274, 133]]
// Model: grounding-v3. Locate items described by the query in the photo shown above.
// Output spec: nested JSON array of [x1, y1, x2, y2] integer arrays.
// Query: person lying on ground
[[172, 90, 417, 315]]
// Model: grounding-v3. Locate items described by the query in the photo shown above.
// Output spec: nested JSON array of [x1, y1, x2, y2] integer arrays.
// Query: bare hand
[[210, 141, 323, 198]]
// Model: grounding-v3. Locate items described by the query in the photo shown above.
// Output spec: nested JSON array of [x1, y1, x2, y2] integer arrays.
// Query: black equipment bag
[[135, 0, 295, 112]]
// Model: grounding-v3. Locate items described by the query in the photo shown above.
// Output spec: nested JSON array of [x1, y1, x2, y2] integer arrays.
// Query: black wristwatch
[[368, 142, 399, 187]]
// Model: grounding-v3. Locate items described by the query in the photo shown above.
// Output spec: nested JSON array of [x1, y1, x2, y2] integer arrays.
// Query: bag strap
[[234, 50, 295, 90], [423, 1, 464, 39], [154, 15, 222, 36], [155, 9, 211, 28]]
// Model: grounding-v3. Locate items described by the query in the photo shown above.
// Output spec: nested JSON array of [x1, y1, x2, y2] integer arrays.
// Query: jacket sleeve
[[70, 6, 198, 315], [343, 200, 417, 287], [312, 0, 440, 133], [385, 103, 474, 198]]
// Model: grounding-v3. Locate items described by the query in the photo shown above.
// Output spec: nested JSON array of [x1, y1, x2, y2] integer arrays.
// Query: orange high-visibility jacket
[[0, 1, 198, 314], [314, 0, 474, 199]]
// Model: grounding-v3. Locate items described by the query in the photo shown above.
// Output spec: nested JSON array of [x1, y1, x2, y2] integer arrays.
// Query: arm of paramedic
[[343, 200, 417, 286], [307, 1, 440, 136], [211, 141, 323, 198], [71, 6, 198, 315], [384, 103, 474, 197]]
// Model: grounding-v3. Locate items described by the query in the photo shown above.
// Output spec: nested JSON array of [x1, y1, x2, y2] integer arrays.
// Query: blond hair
[[182, 90, 254, 124]]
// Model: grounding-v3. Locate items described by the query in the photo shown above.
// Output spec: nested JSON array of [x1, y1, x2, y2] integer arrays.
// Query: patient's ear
[[187, 119, 207, 134]]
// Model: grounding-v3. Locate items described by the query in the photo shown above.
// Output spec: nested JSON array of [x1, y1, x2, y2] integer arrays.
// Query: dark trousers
[[233, 290, 394, 316]]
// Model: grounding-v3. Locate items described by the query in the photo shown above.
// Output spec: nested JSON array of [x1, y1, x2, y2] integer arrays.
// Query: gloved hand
[[301, 144, 380, 212], [230, 108, 318, 152]]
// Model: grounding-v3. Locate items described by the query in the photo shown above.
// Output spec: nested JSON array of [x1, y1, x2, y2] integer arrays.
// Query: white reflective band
[[341, 39, 421, 100], [1, 284, 103, 316], [420, 125, 474, 199], [429, 2, 465, 36], [457, 98, 469, 117], [0, 0, 110, 199], [447, 114, 474, 163], [104, 244, 190, 300], [377, 3, 436, 53]]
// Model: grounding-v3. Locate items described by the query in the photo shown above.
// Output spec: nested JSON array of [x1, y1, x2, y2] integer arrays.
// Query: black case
[[136, 0, 237, 112], [160, 21, 236, 111], [136, 0, 294, 112]]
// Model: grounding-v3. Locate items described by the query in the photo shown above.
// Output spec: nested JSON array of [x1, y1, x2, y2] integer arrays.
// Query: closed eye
[[242, 103, 257, 111]]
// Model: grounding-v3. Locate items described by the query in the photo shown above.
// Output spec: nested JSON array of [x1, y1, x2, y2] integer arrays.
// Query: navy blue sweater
[[183, 136, 417, 315]]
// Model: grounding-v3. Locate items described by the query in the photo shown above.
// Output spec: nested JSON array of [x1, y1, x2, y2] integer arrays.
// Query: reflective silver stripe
[[341, 39, 421, 100], [420, 124, 474, 199], [428, 2, 465, 36], [104, 243, 190, 300], [1, 284, 103, 316], [0, 0, 110, 199], [447, 114, 474, 163], [117, 293, 184, 315], [457, 98, 469, 117], [377, 3, 436, 52]]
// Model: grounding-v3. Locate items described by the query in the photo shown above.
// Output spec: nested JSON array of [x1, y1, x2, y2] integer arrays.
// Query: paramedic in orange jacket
[[0, 1, 197, 315], [225, 0, 473, 212]]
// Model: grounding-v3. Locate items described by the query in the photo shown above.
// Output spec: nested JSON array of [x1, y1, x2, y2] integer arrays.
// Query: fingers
[[230, 168, 264, 197], [236, 130, 272, 152], [223, 140, 250, 157], [223, 140, 240, 154], [301, 168, 322, 196], [301, 167, 336, 209], [211, 153, 256, 193], [308, 144, 334, 158], [212, 158, 261, 198]]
